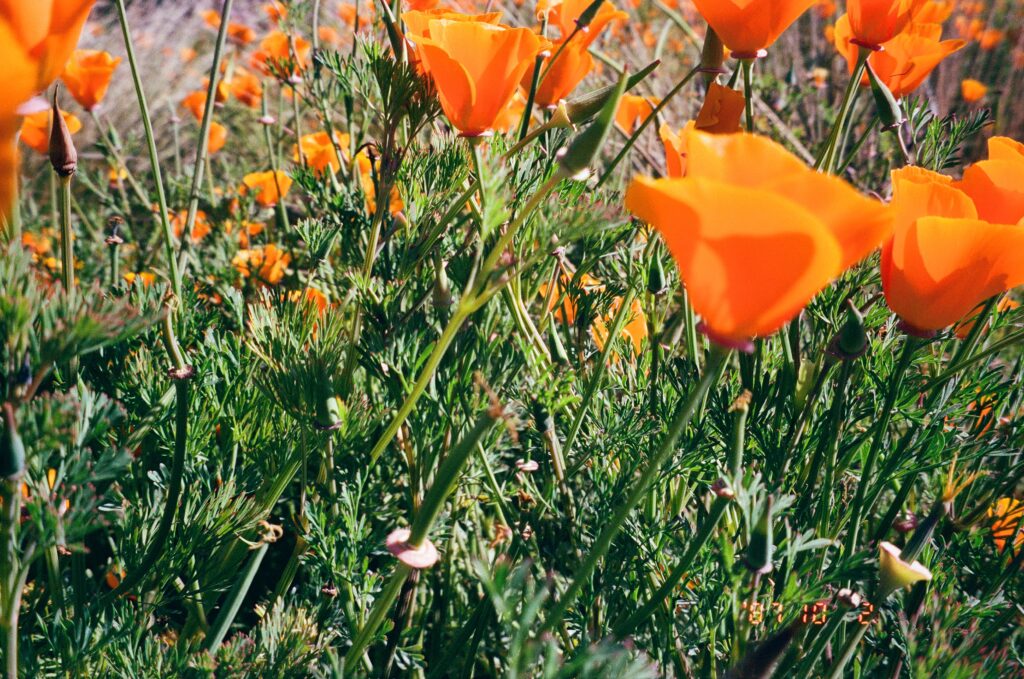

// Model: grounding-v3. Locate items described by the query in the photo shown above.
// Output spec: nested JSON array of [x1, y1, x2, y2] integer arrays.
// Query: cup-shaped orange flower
[[242, 170, 292, 207], [293, 131, 349, 175], [953, 136, 1024, 225], [528, 37, 594, 108], [61, 49, 121, 111], [881, 165, 1024, 335], [401, 9, 501, 38], [625, 129, 892, 347], [691, 0, 817, 57], [834, 16, 964, 98], [846, 0, 916, 49], [407, 20, 544, 137], [546, 0, 627, 46]]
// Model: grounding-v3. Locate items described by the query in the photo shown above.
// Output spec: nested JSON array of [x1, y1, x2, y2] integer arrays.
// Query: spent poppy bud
[[865, 61, 904, 131], [557, 71, 628, 179], [49, 90, 77, 177], [828, 299, 869, 360], [1, 403, 26, 480], [746, 496, 774, 574]]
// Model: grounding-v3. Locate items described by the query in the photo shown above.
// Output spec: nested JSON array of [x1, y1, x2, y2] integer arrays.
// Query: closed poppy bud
[[1, 402, 25, 480], [865, 61, 903, 130], [877, 541, 932, 598], [746, 496, 774, 574], [61, 49, 121, 111], [648, 252, 667, 296], [557, 71, 628, 179], [699, 26, 726, 83], [548, 324, 571, 365], [49, 91, 77, 177], [559, 59, 659, 128], [846, 0, 916, 50], [828, 299, 869, 360]]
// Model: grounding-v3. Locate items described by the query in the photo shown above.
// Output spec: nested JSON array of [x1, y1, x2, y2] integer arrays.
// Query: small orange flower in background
[[406, 18, 544, 137], [978, 27, 1003, 51], [493, 90, 528, 134], [834, 16, 964, 99], [181, 90, 207, 121], [691, 0, 817, 57], [252, 30, 311, 78], [318, 26, 341, 47], [527, 37, 594, 109], [544, 0, 627, 46], [616, 95, 660, 134], [626, 129, 892, 347], [989, 497, 1024, 554], [172, 210, 212, 243], [228, 22, 256, 46], [226, 220, 265, 248], [357, 150, 403, 216], [230, 67, 263, 108], [539, 271, 603, 325], [263, 1, 287, 24], [207, 121, 228, 155], [591, 296, 647, 358], [234, 244, 291, 285], [881, 156, 1024, 336], [954, 296, 1020, 339], [288, 287, 329, 315], [242, 170, 292, 207], [960, 78, 987, 103], [60, 49, 121, 111], [294, 131, 349, 175], [123, 271, 156, 287], [19, 108, 82, 155], [846, 0, 916, 49]]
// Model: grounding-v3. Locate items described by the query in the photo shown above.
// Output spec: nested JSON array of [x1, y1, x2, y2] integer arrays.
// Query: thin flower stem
[[817, 49, 869, 174], [58, 176, 74, 297], [844, 337, 919, 552], [114, 0, 181, 300], [741, 59, 755, 133], [177, 0, 235, 272], [825, 622, 871, 679], [542, 347, 730, 632]]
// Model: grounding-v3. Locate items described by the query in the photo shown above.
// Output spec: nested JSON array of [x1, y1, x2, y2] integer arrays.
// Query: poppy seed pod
[[557, 71, 628, 179], [49, 91, 77, 177], [828, 299, 869, 360], [699, 27, 726, 83], [1, 403, 25, 480]]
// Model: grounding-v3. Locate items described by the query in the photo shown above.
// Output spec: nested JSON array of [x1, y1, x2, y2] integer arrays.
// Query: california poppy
[[407, 19, 544, 137], [626, 129, 891, 346], [953, 137, 1024, 225], [19, 108, 82, 155], [694, 82, 746, 134], [528, 37, 594, 108], [242, 170, 292, 207], [181, 91, 207, 122], [293, 131, 349, 175], [61, 49, 121, 111], [659, 122, 693, 178], [834, 16, 963, 98], [989, 497, 1024, 554], [846, 0, 916, 49], [233, 243, 290, 285], [616, 95, 660, 133], [691, 0, 818, 57], [230, 67, 263, 108], [545, 0, 627, 46], [251, 30, 310, 78], [960, 78, 987, 103], [881, 165, 1024, 334], [357, 149, 403, 215], [207, 122, 228, 155], [172, 209, 212, 243], [591, 296, 647, 358]]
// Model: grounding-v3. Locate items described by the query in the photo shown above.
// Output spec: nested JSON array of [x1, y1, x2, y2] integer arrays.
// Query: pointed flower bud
[[557, 71, 628, 180], [560, 61, 659, 129], [49, 90, 78, 177], [746, 496, 774, 574], [865, 61, 904, 131], [828, 299, 869, 360]]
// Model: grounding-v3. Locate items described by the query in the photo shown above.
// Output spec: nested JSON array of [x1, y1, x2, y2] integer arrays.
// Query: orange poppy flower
[[881, 165, 1024, 335], [691, 0, 817, 57], [834, 16, 963, 98], [960, 78, 987, 103], [233, 243, 290, 285], [263, 2, 287, 24], [19, 108, 82, 155], [181, 91, 207, 121], [60, 49, 121, 111], [953, 137, 1024, 225], [911, 0, 953, 23], [288, 287, 329, 315], [694, 82, 745, 134], [659, 122, 693, 178], [846, 0, 916, 49], [626, 129, 892, 346], [493, 90, 527, 134], [172, 209, 212, 243], [591, 296, 647, 358], [406, 0, 440, 9], [407, 19, 544, 137], [616, 95, 660, 133], [989, 497, 1024, 554], [251, 31, 310, 78], [528, 36, 594, 108], [242, 170, 292, 207], [539, 271, 603, 325], [207, 122, 228, 155], [228, 22, 256, 46], [357, 149, 404, 216], [293, 131, 349, 175], [230, 67, 263, 108], [123, 271, 156, 287], [546, 0, 627, 46]]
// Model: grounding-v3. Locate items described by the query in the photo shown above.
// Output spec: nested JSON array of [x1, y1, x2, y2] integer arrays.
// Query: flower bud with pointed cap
[[866, 61, 904, 131], [828, 299, 869, 360], [548, 325, 571, 365], [699, 27, 726, 84], [647, 252, 667, 296], [49, 89, 78, 178], [561, 61, 659, 129], [557, 71, 628, 179], [1, 403, 26, 480]]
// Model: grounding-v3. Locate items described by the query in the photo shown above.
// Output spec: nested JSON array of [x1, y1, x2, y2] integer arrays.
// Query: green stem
[[542, 347, 729, 632], [844, 337, 918, 552], [58, 176, 74, 297], [741, 59, 755, 133], [825, 622, 870, 679], [114, 0, 181, 299], [817, 49, 869, 174]]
